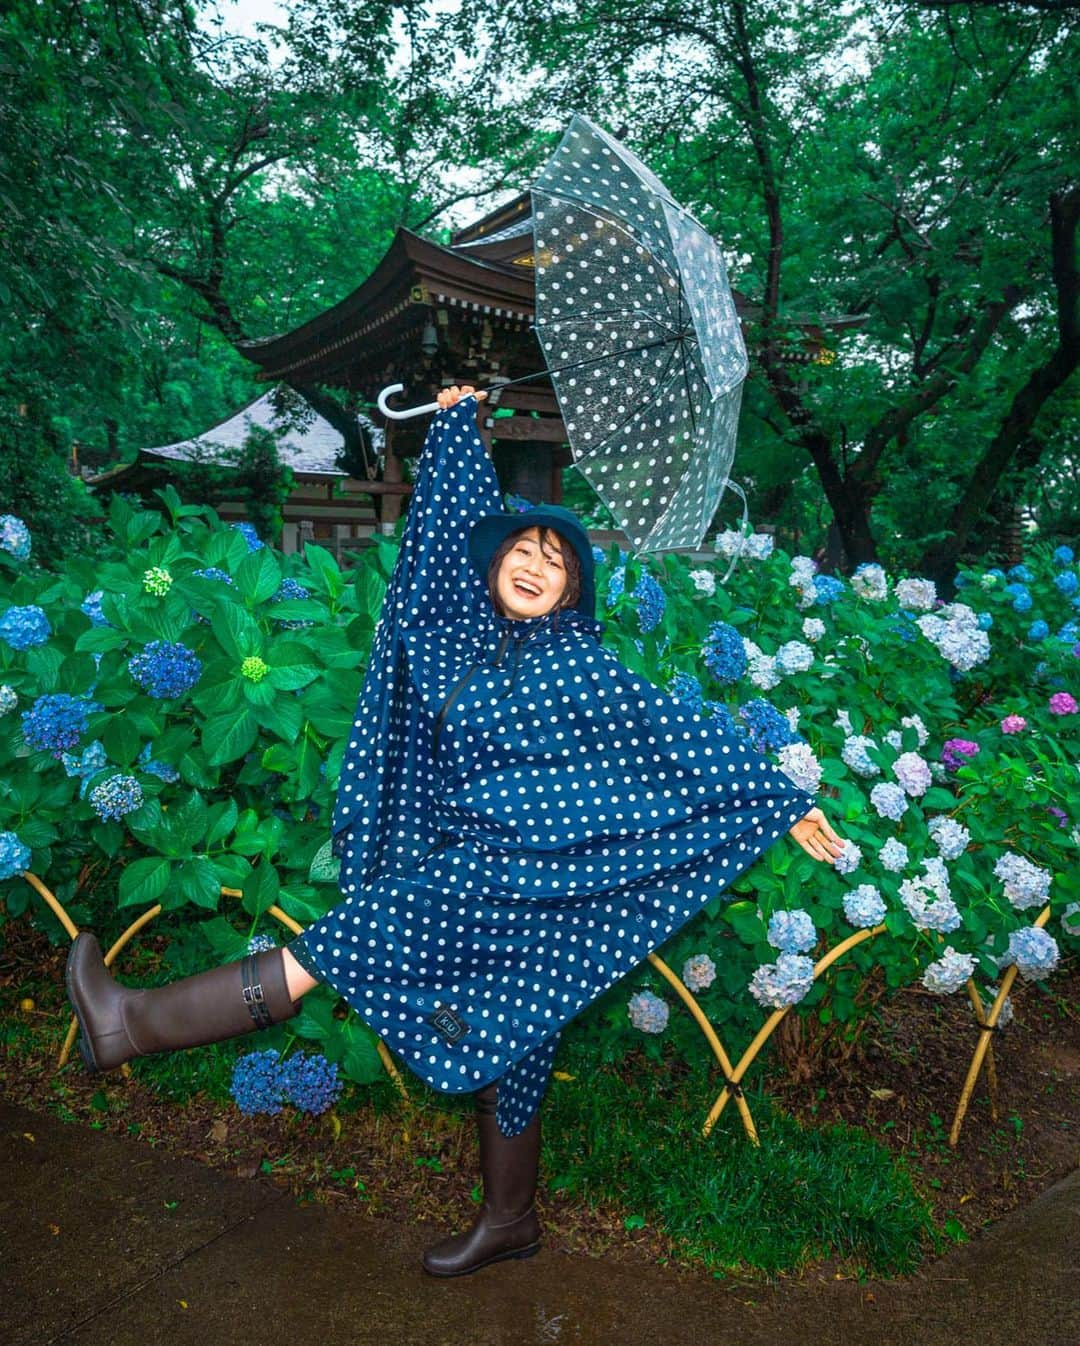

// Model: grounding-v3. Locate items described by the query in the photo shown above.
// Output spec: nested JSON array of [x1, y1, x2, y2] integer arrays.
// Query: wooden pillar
[[381, 422, 405, 535]]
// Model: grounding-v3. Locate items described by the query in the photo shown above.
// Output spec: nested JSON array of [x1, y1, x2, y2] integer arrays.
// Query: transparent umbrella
[[531, 113, 748, 555]]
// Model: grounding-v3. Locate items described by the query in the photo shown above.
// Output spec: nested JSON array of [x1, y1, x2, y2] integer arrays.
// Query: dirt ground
[[2, 920, 1077, 1282]]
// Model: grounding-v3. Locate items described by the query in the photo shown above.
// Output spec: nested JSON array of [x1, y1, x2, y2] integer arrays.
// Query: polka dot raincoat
[[286, 401, 816, 1136]]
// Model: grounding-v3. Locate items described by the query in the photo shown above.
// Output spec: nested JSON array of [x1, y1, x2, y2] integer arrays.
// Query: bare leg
[[281, 947, 320, 1001]]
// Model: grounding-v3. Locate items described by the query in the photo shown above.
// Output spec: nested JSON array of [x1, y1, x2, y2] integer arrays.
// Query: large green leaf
[[236, 546, 283, 605], [242, 860, 280, 916], [118, 856, 172, 909], [302, 542, 344, 600], [210, 603, 263, 661], [202, 708, 258, 765], [176, 856, 222, 909]]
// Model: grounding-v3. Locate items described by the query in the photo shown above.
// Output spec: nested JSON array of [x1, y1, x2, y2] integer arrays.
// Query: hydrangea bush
[[0, 492, 1076, 1094]]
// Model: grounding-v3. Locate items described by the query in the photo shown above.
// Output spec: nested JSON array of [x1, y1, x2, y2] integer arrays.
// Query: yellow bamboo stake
[[23, 873, 408, 1099], [702, 923, 887, 1138], [963, 978, 999, 1121], [646, 951, 760, 1145], [948, 905, 1051, 1148]]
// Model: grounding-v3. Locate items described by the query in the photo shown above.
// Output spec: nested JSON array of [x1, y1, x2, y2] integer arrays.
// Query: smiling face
[[492, 526, 571, 620]]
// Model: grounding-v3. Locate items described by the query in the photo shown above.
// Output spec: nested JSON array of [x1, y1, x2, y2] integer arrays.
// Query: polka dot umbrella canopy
[[531, 113, 748, 555]]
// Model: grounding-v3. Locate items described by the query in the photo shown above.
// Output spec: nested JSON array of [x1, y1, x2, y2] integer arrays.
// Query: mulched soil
[[2, 919, 1077, 1283]]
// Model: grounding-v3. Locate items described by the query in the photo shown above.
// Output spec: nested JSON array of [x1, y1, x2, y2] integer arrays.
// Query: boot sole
[[421, 1242, 540, 1278], [64, 935, 103, 1076]]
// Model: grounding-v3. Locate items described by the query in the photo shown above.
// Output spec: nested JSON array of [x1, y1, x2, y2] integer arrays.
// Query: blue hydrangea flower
[[128, 641, 203, 699], [922, 948, 976, 995], [870, 781, 909, 822], [702, 620, 747, 685], [1027, 620, 1049, 641], [1006, 564, 1034, 584], [0, 605, 51, 650], [89, 774, 144, 822], [80, 590, 110, 627], [246, 933, 278, 954], [607, 567, 666, 634], [843, 884, 887, 928], [704, 701, 743, 738], [1003, 927, 1059, 981], [993, 853, 1052, 911], [0, 684, 16, 716], [1010, 590, 1032, 613], [879, 837, 909, 872], [668, 671, 705, 716], [811, 574, 846, 605], [842, 735, 881, 778], [767, 909, 817, 954], [1052, 545, 1074, 567], [681, 953, 717, 991], [137, 741, 180, 784], [230, 1048, 289, 1115], [1054, 570, 1078, 597], [192, 566, 234, 584], [834, 840, 863, 875], [777, 740, 822, 793], [977, 610, 994, 629], [899, 866, 961, 932], [231, 522, 265, 551], [0, 514, 31, 559], [893, 751, 932, 798], [22, 693, 102, 758], [628, 989, 669, 1033], [61, 741, 109, 797], [748, 953, 816, 1009], [281, 1052, 343, 1115], [271, 576, 314, 629], [0, 830, 31, 879], [738, 698, 798, 753], [591, 545, 607, 564], [504, 493, 534, 513]]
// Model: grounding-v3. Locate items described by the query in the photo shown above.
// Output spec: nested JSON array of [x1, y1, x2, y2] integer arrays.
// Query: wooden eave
[[240, 228, 537, 385]]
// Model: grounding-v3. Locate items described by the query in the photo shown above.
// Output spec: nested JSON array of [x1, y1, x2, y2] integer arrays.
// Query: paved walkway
[[2, 1100, 1076, 1346]]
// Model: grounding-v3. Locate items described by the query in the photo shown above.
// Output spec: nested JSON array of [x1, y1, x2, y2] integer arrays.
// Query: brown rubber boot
[[64, 930, 302, 1074], [421, 1081, 542, 1277]]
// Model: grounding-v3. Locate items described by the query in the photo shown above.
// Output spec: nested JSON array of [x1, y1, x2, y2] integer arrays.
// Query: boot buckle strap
[[241, 954, 273, 1028]]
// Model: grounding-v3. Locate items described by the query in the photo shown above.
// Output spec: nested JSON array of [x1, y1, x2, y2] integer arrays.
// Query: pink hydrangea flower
[[1000, 714, 1027, 734], [1048, 692, 1077, 715]]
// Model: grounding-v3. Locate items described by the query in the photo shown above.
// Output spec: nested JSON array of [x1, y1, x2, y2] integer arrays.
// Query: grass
[[538, 1037, 938, 1277]]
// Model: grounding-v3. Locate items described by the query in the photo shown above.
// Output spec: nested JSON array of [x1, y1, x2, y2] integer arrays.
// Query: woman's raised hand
[[436, 384, 488, 410], [788, 806, 846, 864]]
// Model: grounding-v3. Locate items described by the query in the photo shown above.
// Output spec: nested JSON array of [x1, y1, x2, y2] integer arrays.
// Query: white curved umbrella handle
[[377, 383, 452, 420]]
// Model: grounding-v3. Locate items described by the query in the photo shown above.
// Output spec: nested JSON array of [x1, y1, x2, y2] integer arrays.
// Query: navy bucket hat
[[468, 503, 596, 620]]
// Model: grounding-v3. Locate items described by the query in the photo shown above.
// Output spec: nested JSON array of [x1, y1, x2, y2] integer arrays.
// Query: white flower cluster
[[742, 637, 781, 690], [851, 563, 889, 601], [884, 714, 929, 751], [893, 750, 933, 798], [921, 948, 976, 995], [688, 568, 716, 595], [927, 815, 971, 860], [789, 556, 819, 609], [785, 706, 801, 733], [775, 640, 815, 675], [748, 952, 816, 1009], [895, 577, 937, 612], [802, 617, 826, 643], [682, 953, 717, 991], [841, 734, 881, 777], [993, 853, 1053, 912], [715, 529, 775, 561], [834, 839, 863, 875], [843, 884, 887, 928], [833, 708, 854, 734], [1062, 902, 1080, 938], [915, 602, 992, 671], [879, 837, 909, 872]]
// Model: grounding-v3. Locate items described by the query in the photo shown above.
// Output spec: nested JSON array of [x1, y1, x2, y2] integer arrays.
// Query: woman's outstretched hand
[[788, 806, 845, 864], [437, 384, 488, 410]]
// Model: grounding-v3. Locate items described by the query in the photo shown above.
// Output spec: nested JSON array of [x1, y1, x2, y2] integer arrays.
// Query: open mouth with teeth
[[512, 580, 542, 598]]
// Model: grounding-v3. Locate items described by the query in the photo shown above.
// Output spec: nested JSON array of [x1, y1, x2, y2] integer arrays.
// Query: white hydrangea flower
[[775, 640, 815, 675], [784, 706, 801, 732], [802, 617, 826, 643], [884, 714, 930, 751], [777, 740, 822, 793], [743, 637, 781, 690], [682, 953, 717, 991], [851, 563, 889, 601], [895, 577, 937, 611], [688, 568, 716, 595], [833, 708, 854, 734], [922, 948, 976, 995]]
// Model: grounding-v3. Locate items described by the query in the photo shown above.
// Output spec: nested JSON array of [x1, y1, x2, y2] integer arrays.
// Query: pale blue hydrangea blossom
[[927, 816, 970, 860], [884, 714, 929, 750], [834, 840, 863, 875], [767, 908, 817, 954], [915, 603, 992, 671], [895, 577, 937, 611], [842, 734, 881, 777], [1002, 927, 1059, 981], [774, 640, 815, 675], [879, 837, 909, 872], [993, 853, 1052, 912], [802, 617, 826, 643], [870, 781, 909, 821], [742, 637, 781, 691], [1062, 902, 1080, 938], [899, 864, 961, 933], [0, 685, 16, 716], [851, 563, 889, 601], [628, 990, 670, 1033], [715, 529, 774, 561], [682, 953, 717, 991], [749, 953, 816, 1009], [922, 948, 976, 995], [777, 740, 822, 793], [843, 884, 887, 928], [688, 568, 716, 595]]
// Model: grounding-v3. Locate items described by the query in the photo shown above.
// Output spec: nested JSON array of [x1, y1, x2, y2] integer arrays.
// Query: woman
[[66, 384, 843, 1278]]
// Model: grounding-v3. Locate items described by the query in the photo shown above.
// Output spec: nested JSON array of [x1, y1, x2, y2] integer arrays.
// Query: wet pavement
[[2, 1099, 1076, 1346]]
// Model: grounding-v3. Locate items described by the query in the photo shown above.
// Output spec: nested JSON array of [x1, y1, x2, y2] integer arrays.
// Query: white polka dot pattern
[[291, 400, 814, 1138], [531, 113, 748, 554]]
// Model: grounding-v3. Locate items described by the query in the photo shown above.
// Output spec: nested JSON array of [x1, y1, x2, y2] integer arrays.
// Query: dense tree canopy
[[1, 0, 1076, 577]]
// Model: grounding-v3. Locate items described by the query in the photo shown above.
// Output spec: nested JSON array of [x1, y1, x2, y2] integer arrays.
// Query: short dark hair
[[487, 524, 581, 621]]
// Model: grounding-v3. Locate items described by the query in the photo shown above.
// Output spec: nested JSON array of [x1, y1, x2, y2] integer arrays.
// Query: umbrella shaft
[[493, 336, 672, 392]]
